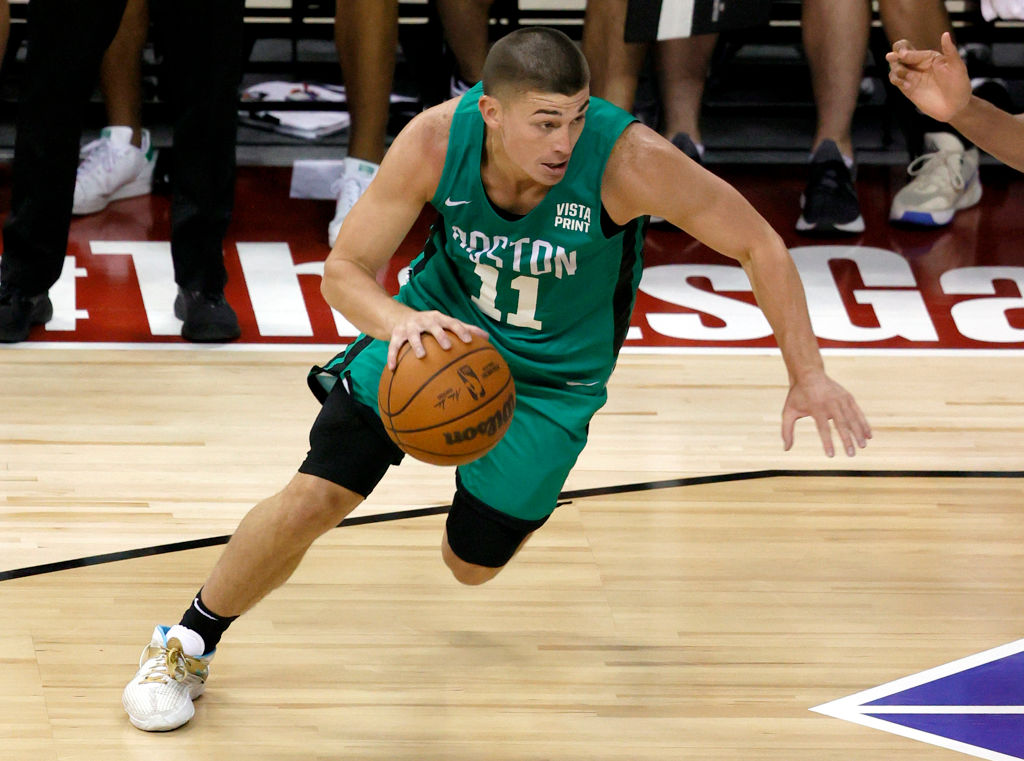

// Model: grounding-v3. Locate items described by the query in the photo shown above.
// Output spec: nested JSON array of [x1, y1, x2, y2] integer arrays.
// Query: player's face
[[493, 88, 590, 186]]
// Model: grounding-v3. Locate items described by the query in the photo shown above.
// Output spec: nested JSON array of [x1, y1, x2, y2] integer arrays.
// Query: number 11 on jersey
[[472, 262, 542, 330]]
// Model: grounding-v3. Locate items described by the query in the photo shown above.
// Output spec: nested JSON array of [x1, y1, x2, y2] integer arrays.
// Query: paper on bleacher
[[239, 82, 351, 139]]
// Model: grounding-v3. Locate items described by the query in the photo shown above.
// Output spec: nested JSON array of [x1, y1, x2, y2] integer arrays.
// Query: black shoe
[[173, 287, 241, 343], [669, 132, 704, 165], [0, 287, 53, 343], [796, 140, 865, 236]]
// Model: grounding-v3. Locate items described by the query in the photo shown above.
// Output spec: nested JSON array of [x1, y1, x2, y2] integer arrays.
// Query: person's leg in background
[[796, 0, 869, 235], [153, 0, 244, 342], [581, 0, 649, 111], [436, 0, 495, 97], [101, 0, 148, 145], [879, 0, 982, 226], [0, 0, 128, 343], [655, 33, 718, 164], [0, 0, 10, 71], [73, 0, 157, 216], [583, 2, 712, 166], [328, 0, 399, 247]]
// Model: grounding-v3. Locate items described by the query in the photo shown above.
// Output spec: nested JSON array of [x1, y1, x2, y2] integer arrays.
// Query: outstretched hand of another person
[[886, 32, 972, 123], [782, 372, 872, 458]]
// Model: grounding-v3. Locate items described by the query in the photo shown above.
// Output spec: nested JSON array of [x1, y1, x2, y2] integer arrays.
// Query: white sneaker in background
[[449, 75, 473, 99], [122, 625, 212, 732], [73, 126, 156, 215], [889, 132, 981, 227], [327, 156, 380, 247]]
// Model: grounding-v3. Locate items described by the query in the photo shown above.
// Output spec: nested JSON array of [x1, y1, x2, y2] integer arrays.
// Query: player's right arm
[[888, 32, 1024, 172], [321, 101, 488, 368]]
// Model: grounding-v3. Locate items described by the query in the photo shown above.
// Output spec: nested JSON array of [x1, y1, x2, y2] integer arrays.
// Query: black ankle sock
[[178, 588, 237, 652]]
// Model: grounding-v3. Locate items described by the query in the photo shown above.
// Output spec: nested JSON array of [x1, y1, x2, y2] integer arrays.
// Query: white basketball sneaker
[[73, 126, 156, 215], [122, 625, 212, 732], [327, 156, 379, 247], [889, 132, 981, 226]]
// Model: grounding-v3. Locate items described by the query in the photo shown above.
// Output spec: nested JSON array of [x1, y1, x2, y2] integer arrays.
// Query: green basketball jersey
[[398, 82, 646, 393]]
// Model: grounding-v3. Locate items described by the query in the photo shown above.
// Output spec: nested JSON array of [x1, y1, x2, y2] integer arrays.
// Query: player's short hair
[[482, 27, 590, 100]]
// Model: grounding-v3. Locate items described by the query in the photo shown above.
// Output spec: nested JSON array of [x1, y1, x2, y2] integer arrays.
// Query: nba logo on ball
[[378, 333, 516, 466]]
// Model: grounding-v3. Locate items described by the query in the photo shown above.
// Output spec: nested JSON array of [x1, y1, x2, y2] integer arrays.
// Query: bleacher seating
[[0, 1, 1020, 161]]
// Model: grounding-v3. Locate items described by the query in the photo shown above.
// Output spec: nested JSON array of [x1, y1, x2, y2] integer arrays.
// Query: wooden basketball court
[[3, 347, 1023, 761]]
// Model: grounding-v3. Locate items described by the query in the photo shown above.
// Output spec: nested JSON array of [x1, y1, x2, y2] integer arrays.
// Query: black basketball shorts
[[298, 379, 546, 568]]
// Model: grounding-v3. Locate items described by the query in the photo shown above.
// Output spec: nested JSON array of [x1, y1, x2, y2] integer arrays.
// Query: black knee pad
[[445, 479, 550, 568]]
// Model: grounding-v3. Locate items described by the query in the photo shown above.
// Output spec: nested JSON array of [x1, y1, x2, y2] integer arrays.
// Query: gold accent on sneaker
[[141, 638, 209, 684]]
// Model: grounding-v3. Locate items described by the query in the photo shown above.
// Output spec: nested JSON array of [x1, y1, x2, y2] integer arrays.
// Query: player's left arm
[[602, 123, 872, 457]]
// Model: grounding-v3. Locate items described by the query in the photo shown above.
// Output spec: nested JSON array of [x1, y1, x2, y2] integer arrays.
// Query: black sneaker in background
[[173, 287, 241, 343], [0, 288, 53, 343], [796, 139, 865, 236], [669, 132, 704, 165]]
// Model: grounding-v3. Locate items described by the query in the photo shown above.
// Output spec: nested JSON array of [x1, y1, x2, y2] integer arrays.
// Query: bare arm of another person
[[887, 32, 1024, 172], [602, 123, 872, 457], [321, 102, 488, 368]]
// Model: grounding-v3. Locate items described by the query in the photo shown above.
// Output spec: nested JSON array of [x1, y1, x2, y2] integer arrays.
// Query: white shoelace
[[905, 150, 966, 192]]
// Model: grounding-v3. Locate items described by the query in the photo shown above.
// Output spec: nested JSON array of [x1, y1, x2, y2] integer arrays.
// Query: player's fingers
[[814, 413, 836, 458], [892, 38, 913, 55], [891, 67, 921, 91], [407, 330, 428, 358], [442, 318, 481, 345], [781, 406, 798, 451], [386, 335, 407, 370], [845, 398, 873, 446], [893, 41, 931, 63], [894, 50, 936, 71], [886, 58, 906, 76], [940, 31, 958, 59], [831, 408, 857, 457], [429, 323, 454, 350]]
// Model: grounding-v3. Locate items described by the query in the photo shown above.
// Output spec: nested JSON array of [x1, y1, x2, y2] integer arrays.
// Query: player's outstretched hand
[[886, 32, 971, 123], [781, 372, 872, 458], [387, 310, 489, 369]]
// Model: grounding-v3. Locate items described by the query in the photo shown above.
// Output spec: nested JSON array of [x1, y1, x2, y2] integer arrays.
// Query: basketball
[[378, 331, 516, 466]]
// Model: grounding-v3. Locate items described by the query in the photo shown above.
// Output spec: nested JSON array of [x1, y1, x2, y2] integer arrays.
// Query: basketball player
[[888, 32, 1024, 173], [122, 27, 872, 731]]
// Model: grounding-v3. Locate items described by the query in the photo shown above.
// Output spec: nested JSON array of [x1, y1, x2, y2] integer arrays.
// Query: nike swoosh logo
[[445, 198, 471, 207], [566, 380, 601, 387]]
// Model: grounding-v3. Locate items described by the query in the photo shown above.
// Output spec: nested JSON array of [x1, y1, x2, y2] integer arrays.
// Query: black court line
[[3, 469, 1023, 583]]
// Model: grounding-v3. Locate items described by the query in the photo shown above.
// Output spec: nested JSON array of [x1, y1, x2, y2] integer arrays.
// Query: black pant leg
[[1, 0, 128, 296], [153, 0, 245, 293]]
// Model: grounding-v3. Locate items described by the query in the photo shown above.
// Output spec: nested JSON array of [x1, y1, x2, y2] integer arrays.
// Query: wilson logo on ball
[[442, 392, 515, 446]]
